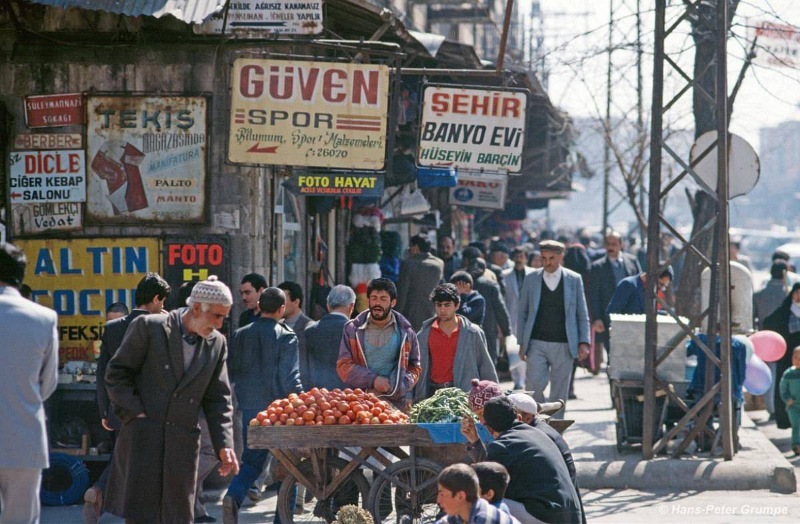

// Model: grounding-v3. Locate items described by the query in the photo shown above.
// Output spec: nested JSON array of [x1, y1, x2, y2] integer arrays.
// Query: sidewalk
[[565, 369, 797, 493]]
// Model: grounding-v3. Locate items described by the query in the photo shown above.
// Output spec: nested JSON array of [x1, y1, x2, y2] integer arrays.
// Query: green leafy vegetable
[[409, 388, 477, 423]]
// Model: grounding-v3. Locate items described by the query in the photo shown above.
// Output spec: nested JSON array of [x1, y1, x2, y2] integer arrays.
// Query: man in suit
[[84, 272, 171, 523], [503, 247, 534, 389], [304, 285, 355, 390], [438, 235, 462, 282], [588, 231, 641, 358], [397, 234, 444, 331], [223, 288, 302, 523], [105, 276, 239, 523], [278, 281, 312, 387], [518, 241, 591, 419], [0, 242, 58, 524], [238, 272, 267, 328]]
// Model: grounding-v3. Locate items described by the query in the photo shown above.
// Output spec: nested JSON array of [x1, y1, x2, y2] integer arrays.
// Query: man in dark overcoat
[[105, 276, 239, 523]]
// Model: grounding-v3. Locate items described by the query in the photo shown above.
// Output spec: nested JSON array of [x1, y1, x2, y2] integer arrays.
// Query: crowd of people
[[2, 226, 800, 524]]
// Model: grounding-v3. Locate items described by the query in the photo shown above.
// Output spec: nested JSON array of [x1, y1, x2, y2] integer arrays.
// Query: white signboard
[[194, 1, 323, 36], [449, 173, 507, 209], [750, 21, 800, 68], [418, 86, 527, 173], [9, 150, 86, 204], [12, 202, 83, 235]]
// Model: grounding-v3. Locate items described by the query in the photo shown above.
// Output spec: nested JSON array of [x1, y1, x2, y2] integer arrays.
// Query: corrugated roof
[[25, 0, 227, 24]]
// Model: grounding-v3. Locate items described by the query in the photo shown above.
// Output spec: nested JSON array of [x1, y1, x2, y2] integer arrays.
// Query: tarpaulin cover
[[418, 422, 492, 444]]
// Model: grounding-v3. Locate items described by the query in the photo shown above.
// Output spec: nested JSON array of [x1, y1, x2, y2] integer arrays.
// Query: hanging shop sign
[[86, 96, 207, 222], [16, 238, 161, 363], [11, 202, 83, 235], [449, 173, 507, 209], [229, 59, 389, 169], [24, 93, 83, 128], [9, 150, 86, 204], [750, 21, 800, 68], [194, 1, 323, 36], [163, 237, 231, 307], [291, 172, 384, 197], [417, 85, 527, 173], [14, 133, 83, 150]]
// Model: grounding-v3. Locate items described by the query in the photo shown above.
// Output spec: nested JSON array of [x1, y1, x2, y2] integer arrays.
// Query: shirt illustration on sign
[[90, 140, 148, 215]]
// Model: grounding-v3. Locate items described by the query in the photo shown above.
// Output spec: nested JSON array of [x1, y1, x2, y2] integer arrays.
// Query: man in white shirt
[[517, 241, 591, 419]]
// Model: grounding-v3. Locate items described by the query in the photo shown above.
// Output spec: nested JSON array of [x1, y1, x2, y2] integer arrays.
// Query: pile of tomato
[[250, 387, 410, 427]]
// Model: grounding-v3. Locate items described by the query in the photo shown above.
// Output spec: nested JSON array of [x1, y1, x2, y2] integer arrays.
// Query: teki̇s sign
[[417, 85, 528, 173], [229, 59, 389, 169]]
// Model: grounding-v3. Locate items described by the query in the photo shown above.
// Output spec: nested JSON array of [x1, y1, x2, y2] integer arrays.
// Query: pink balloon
[[749, 330, 787, 363]]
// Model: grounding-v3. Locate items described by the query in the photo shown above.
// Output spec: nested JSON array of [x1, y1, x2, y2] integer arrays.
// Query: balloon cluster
[[741, 331, 787, 395]]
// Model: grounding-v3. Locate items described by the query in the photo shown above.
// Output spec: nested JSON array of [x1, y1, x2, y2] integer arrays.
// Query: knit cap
[[187, 276, 233, 306], [508, 392, 538, 415], [468, 379, 504, 411]]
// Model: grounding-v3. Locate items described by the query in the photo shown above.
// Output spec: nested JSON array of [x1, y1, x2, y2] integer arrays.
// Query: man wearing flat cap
[[105, 276, 239, 523], [517, 241, 591, 419]]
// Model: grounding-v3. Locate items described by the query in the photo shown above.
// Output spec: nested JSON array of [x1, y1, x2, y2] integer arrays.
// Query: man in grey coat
[[397, 234, 444, 331], [105, 276, 239, 523], [304, 285, 355, 390], [0, 242, 58, 524], [518, 241, 591, 419], [414, 284, 497, 401]]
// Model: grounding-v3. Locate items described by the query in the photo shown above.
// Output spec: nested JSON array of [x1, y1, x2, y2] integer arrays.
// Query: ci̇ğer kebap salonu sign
[[229, 59, 389, 170], [417, 85, 528, 173]]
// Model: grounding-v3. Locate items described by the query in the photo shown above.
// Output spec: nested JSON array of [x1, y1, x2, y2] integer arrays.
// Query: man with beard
[[337, 278, 422, 410], [105, 276, 239, 523]]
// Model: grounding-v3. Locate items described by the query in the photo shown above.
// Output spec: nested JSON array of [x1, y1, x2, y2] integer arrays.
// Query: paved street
[[40, 370, 800, 523]]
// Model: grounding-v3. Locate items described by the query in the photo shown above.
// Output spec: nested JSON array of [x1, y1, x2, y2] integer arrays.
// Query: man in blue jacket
[[304, 285, 355, 390], [223, 287, 302, 523]]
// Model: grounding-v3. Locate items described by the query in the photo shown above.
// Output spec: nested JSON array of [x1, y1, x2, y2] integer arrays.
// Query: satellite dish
[[689, 131, 760, 199]]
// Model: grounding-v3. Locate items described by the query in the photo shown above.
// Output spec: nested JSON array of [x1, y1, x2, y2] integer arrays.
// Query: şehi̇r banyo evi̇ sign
[[229, 59, 389, 169], [417, 85, 528, 173], [86, 96, 207, 222]]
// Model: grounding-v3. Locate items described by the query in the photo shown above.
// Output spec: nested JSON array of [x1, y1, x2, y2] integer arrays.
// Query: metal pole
[[643, 0, 666, 460], [636, 0, 646, 218], [602, 0, 614, 236], [716, 0, 734, 460], [496, 0, 516, 74]]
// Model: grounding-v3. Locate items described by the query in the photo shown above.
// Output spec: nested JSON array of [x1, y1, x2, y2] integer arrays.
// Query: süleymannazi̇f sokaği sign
[[229, 59, 389, 169]]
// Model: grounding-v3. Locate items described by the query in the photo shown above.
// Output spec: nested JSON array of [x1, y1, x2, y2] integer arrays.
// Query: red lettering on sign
[[168, 244, 224, 266], [430, 92, 522, 118]]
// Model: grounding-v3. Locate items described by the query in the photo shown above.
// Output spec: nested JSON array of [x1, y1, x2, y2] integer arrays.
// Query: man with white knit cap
[[105, 276, 239, 523]]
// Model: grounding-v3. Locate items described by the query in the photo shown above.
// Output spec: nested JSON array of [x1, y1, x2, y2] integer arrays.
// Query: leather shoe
[[82, 487, 101, 524], [222, 495, 239, 524]]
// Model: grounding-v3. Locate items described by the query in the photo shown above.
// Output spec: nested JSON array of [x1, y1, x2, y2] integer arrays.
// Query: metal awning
[[23, 0, 226, 24]]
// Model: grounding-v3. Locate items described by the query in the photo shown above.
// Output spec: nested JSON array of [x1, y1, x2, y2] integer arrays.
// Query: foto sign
[[229, 59, 389, 169], [25, 93, 83, 128], [418, 85, 527, 173], [9, 150, 86, 204], [449, 173, 507, 209], [194, 1, 323, 36], [292, 172, 384, 197]]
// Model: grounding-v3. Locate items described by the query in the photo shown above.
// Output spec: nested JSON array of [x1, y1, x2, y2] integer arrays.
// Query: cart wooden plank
[[248, 423, 455, 449]]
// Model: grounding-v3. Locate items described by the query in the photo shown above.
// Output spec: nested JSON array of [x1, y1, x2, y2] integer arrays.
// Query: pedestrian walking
[[304, 285, 355, 390], [223, 287, 302, 523], [0, 242, 59, 524], [764, 283, 800, 430], [779, 346, 800, 456], [104, 276, 239, 523], [85, 272, 171, 524], [397, 234, 445, 331], [278, 281, 312, 387]]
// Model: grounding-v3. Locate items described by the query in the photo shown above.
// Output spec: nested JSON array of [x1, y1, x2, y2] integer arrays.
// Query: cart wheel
[[277, 456, 370, 524], [367, 458, 443, 524]]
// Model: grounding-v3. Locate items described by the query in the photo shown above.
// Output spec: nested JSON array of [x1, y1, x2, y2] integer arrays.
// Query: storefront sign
[[11, 202, 83, 235], [418, 85, 527, 173], [194, 1, 323, 36], [229, 59, 389, 169], [163, 237, 231, 311], [86, 96, 207, 222], [14, 133, 83, 150], [750, 21, 800, 67], [24, 93, 83, 128], [16, 238, 160, 363], [292, 172, 384, 197], [9, 150, 86, 204], [449, 173, 507, 209]]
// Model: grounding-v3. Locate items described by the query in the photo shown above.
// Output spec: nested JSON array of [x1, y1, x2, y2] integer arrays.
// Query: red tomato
[[370, 417, 381, 424], [286, 418, 295, 426], [337, 401, 350, 413], [279, 414, 288, 423], [260, 419, 272, 426], [268, 414, 278, 424], [324, 415, 336, 425], [338, 415, 352, 425], [294, 418, 305, 426], [371, 407, 382, 416], [257, 411, 269, 422]]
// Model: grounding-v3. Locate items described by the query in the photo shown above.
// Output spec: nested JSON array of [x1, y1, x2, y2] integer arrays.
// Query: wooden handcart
[[248, 423, 481, 524]]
